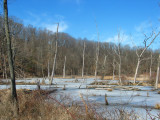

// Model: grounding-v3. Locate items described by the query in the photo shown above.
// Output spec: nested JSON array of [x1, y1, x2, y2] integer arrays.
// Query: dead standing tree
[[4, 0, 18, 114], [50, 23, 59, 85], [82, 42, 85, 79], [150, 52, 153, 80], [155, 54, 160, 89], [101, 55, 107, 80], [95, 21, 99, 81], [114, 32, 122, 85], [112, 57, 116, 80], [134, 31, 160, 84], [63, 56, 66, 78]]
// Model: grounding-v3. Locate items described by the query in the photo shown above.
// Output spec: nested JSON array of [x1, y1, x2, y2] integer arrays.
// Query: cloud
[[24, 12, 68, 32], [106, 32, 129, 44], [44, 21, 68, 32], [135, 21, 153, 33]]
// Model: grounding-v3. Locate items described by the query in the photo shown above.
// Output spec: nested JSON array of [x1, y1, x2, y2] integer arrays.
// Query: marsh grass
[[0, 89, 101, 120]]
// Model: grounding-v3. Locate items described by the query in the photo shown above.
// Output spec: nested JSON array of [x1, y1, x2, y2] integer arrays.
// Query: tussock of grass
[[155, 103, 160, 109], [107, 88, 113, 92]]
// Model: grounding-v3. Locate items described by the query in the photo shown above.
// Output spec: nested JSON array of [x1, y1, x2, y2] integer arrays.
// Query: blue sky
[[6, 0, 160, 49]]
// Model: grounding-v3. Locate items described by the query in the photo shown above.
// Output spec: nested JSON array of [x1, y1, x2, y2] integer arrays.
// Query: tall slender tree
[[63, 56, 66, 78], [82, 42, 85, 78], [50, 23, 59, 85], [155, 55, 160, 89], [3, 0, 18, 115], [95, 21, 99, 81], [4, 0, 17, 100]]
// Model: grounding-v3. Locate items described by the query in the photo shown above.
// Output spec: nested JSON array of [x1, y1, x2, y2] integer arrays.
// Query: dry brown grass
[[0, 89, 157, 120], [107, 88, 113, 92], [0, 89, 101, 120], [155, 103, 160, 109]]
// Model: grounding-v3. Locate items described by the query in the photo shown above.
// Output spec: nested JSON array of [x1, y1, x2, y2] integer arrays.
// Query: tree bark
[[50, 41, 57, 84], [63, 56, 66, 78], [82, 42, 85, 78], [118, 54, 122, 85], [48, 60, 50, 78], [118, 63, 122, 85], [4, 0, 17, 100], [112, 58, 115, 80], [95, 21, 99, 81], [95, 42, 99, 81], [101, 55, 107, 80], [4, 0, 18, 115], [155, 55, 160, 89], [134, 58, 141, 84], [50, 23, 59, 85], [150, 52, 152, 80]]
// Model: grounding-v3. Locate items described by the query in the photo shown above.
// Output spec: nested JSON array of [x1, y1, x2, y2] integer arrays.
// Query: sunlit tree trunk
[[48, 60, 50, 78], [50, 41, 57, 84], [82, 42, 85, 79], [150, 52, 152, 80], [94, 20, 99, 81], [101, 55, 107, 80], [112, 58, 115, 80], [63, 56, 66, 78], [50, 23, 59, 85], [95, 43, 99, 81], [155, 55, 160, 89], [134, 58, 140, 84]]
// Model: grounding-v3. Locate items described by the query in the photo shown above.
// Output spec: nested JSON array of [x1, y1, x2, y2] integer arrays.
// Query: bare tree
[[155, 54, 160, 89], [134, 31, 160, 84], [3, 0, 18, 114], [101, 55, 107, 80], [50, 23, 59, 85], [112, 58, 116, 81], [114, 31, 122, 85], [63, 56, 66, 78], [48, 60, 50, 78], [150, 52, 153, 80], [95, 21, 99, 81], [82, 42, 85, 79]]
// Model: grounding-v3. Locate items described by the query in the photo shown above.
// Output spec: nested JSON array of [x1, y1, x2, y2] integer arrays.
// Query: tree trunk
[[101, 55, 106, 80], [112, 59, 115, 80], [48, 60, 50, 78], [134, 58, 141, 84], [118, 56, 122, 85], [3, 54, 8, 80], [150, 53, 152, 80], [95, 56, 98, 80], [82, 42, 85, 78], [155, 55, 160, 89], [63, 56, 66, 78], [50, 23, 59, 85], [50, 41, 57, 84], [4, 0, 18, 114], [118, 63, 122, 85], [95, 43, 99, 81]]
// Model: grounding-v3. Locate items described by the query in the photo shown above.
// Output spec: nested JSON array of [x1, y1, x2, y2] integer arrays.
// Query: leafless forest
[[0, 16, 160, 79], [0, 0, 160, 120]]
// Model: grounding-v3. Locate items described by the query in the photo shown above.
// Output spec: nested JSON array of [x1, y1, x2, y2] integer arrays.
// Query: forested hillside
[[0, 16, 159, 78]]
